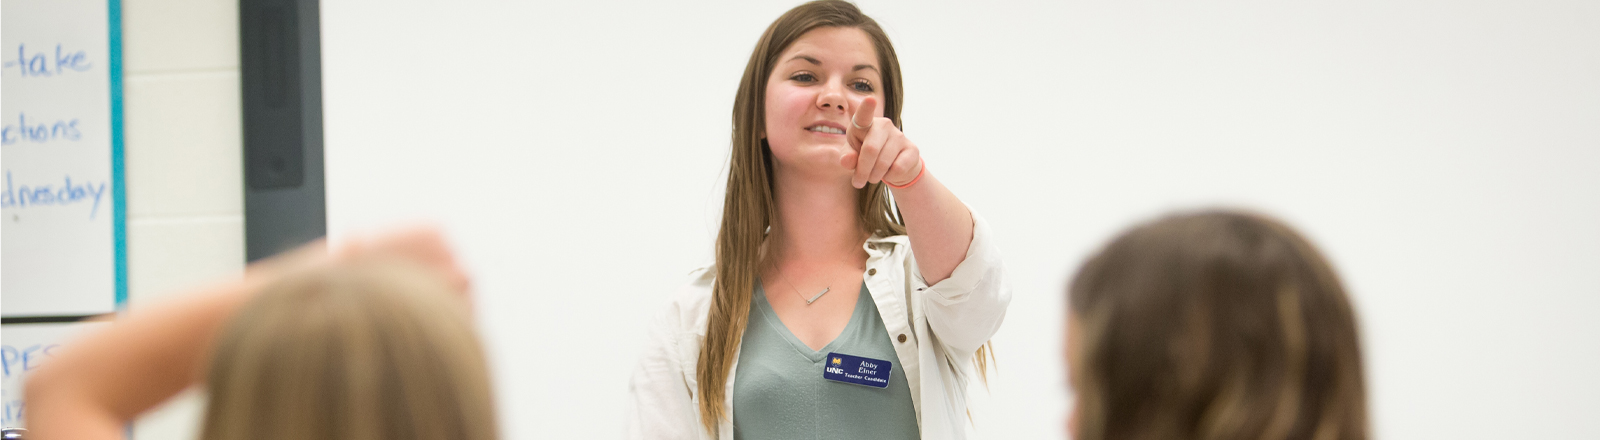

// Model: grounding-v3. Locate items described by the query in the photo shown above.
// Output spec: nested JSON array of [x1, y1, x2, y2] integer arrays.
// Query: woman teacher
[[627, 2, 1010, 439]]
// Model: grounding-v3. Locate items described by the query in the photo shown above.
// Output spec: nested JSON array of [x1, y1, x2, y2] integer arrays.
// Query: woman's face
[[763, 26, 885, 178]]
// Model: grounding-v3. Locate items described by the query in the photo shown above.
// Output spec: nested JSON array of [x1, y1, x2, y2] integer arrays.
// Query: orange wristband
[[886, 161, 926, 189]]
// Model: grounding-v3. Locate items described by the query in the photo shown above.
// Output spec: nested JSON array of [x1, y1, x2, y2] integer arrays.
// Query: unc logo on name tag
[[822, 352, 892, 389]]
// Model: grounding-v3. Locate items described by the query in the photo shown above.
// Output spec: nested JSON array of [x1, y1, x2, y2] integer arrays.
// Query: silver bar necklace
[[805, 287, 830, 304]]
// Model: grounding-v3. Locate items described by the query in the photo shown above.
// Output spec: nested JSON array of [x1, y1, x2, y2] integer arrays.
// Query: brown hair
[[200, 260, 497, 440], [698, 0, 908, 432], [1067, 211, 1367, 440]]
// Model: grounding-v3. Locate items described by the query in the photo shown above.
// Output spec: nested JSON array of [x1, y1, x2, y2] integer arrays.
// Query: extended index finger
[[848, 96, 879, 146]]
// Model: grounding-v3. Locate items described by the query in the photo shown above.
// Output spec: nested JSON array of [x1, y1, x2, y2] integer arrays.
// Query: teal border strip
[[109, 0, 127, 309]]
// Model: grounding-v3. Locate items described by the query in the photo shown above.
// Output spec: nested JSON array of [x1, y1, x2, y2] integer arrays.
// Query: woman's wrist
[[886, 160, 926, 189]]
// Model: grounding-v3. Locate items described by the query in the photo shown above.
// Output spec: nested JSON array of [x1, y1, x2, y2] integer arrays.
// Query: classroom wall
[[321, 1, 1600, 439], [121, 0, 244, 438]]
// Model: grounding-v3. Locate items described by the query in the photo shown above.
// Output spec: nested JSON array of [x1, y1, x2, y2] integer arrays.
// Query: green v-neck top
[[732, 282, 919, 440]]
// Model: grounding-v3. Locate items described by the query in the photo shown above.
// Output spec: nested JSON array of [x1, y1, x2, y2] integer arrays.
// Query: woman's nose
[[817, 81, 847, 112]]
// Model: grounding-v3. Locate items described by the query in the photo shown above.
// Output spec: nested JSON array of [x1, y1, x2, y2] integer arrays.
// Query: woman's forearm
[[889, 171, 973, 284]]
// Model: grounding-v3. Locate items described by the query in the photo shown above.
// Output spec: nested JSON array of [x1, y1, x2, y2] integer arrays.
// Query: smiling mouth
[[808, 125, 845, 135]]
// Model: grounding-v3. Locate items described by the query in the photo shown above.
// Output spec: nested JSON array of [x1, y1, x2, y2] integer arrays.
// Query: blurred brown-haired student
[[1066, 211, 1368, 440]]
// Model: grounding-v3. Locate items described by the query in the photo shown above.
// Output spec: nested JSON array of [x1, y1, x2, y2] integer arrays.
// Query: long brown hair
[[200, 260, 497, 440], [697, 0, 907, 432], [1067, 211, 1368, 440]]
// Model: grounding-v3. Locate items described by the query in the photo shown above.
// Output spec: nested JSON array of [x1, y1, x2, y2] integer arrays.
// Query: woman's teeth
[[808, 126, 845, 134]]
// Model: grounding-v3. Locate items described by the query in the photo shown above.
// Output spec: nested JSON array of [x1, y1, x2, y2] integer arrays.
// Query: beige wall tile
[[124, 72, 242, 218], [133, 388, 207, 440], [125, 217, 244, 305], [122, 0, 238, 74]]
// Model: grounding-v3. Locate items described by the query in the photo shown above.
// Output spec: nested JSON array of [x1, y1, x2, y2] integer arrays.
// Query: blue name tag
[[822, 352, 893, 389]]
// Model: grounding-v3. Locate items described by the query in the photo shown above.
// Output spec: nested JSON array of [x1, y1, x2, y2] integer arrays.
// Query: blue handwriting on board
[[2, 43, 91, 77], [0, 171, 108, 219], [0, 344, 60, 378], [1, 113, 82, 145], [3, 399, 20, 426], [2, 343, 58, 425]]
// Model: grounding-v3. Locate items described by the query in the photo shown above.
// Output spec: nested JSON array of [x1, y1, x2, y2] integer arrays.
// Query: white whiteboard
[[2, 0, 124, 430], [322, 1, 1600, 439], [1, 0, 125, 317]]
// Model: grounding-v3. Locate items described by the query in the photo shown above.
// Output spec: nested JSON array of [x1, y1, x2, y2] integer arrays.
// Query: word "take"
[[3, 43, 91, 77]]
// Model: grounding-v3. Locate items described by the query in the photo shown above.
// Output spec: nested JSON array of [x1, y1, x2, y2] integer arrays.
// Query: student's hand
[[335, 225, 473, 297], [841, 96, 924, 189], [246, 226, 472, 299], [245, 238, 331, 280]]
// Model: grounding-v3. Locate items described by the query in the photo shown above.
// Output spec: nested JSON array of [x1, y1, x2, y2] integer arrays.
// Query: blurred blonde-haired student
[[26, 227, 497, 440]]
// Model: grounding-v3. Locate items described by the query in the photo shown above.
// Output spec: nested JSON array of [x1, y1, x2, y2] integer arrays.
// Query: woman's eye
[[852, 81, 875, 93], [791, 73, 817, 83]]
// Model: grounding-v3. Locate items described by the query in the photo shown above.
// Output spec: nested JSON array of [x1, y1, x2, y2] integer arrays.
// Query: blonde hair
[[1067, 211, 1368, 440], [200, 260, 497, 440], [699, 0, 991, 433]]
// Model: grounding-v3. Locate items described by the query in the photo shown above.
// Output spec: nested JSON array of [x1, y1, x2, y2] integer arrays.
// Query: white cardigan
[[626, 212, 1011, 440]]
